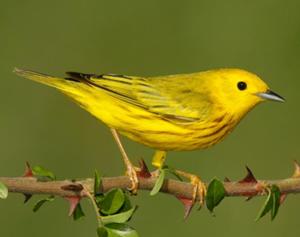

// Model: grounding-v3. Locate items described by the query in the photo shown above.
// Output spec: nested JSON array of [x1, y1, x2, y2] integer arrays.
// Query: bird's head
[[206, 68, 285, 118]]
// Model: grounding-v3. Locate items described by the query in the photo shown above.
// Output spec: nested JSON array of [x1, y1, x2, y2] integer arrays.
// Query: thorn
[[280, 193, 287, 205], [224, 177, 231, 182], [176, 195, 194, 220], [64, 196, 81, 216], [61, 183, 84, 192], [23, 194, 32, 203], [137, 159, 151, 178], [292, 160, 300, 178], [239, 166, 257, 184], [23, 162, 33, 177]]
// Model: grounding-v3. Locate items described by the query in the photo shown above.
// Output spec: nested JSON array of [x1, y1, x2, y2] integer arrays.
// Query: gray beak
[[257, 90, 285, 102]]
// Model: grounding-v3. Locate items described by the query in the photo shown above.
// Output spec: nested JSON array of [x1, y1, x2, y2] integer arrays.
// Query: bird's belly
[[119, 130, 195, 151], [72, 92, 235, 151], [119, 125, 232, 151], [118, 112, 236, 151]]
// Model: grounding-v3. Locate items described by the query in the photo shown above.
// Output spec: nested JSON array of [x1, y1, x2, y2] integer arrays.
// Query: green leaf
[[105, 223, 139, 237], [271, 185, 281, 220], [96, 195, 105, 206], [94, 170, 102, 196], [73, 203, 85, 221], [33, 196, 55, 212], [32, 166, 56, 181], [100, 189, 125, 215], [256, 185, 281, 221], [256, 188, 272, 221], [0, 182, 8, 199], [150, 169, 165, 196], [119, 194, 132, 212], [97, 227, 108, 237], [206, 178, 226, 213], [102, 207, 136, 224]]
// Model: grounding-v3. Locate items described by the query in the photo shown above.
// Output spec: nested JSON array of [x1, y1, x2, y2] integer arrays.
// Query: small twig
[[1, 176, 300, 201], [83, 186, 103, 227]]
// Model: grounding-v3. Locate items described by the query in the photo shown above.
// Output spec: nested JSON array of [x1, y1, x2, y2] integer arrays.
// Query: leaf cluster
[[93, 171, 138, 237]]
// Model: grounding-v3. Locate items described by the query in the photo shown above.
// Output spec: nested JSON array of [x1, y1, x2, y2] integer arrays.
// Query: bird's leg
[[110, 128, 139, 194], [151, 150, 167, 177], [173, 169, 207, 207], [152, 150, 167, 168]]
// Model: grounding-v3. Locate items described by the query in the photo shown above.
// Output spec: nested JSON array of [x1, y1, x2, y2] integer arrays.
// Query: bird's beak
[[256, 90, 285, 102]]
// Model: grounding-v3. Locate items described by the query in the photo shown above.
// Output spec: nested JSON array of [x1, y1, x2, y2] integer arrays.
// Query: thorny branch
[[1, 172, 300, 200]]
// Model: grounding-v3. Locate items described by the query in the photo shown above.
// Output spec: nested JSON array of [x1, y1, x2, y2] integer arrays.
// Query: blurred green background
[[1, 0, 300, 236]]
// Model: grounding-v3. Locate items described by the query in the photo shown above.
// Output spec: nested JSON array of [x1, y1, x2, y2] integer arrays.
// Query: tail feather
[[13, 68, 75, 91]]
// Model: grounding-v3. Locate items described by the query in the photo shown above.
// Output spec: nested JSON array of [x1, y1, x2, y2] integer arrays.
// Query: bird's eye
[[237, 81, 247, 91]]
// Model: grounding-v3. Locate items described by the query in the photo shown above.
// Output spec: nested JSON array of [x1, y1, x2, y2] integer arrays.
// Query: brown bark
[[1, 176, 300, 200]]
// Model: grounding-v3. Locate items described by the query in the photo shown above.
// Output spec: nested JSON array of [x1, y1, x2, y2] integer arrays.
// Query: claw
[[173, 169, 207, 207], [126, 164, 139, 195], [191, 176, 207, 207]]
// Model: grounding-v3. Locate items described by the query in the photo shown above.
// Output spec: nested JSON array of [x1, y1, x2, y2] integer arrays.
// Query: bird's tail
[[13, 68, 73, 91]]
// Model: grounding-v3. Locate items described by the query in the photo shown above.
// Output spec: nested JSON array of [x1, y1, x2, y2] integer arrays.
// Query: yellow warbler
[[14, 68, 284, 202]]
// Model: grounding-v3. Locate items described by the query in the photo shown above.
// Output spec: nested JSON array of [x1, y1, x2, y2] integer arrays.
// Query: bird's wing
[[65, 72, 212, 123]]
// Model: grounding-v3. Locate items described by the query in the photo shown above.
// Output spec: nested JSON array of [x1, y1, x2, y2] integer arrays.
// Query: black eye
[[237, 81, 247, 90]]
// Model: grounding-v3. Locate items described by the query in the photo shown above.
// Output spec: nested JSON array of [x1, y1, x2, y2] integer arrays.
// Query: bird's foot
[[174, 170, 207, 207], [125, 163, 139, 195], [191, 175, 207, 207]]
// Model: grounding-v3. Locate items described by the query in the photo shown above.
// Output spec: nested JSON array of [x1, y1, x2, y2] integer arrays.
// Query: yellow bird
[[14, 68, 284, 204]]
